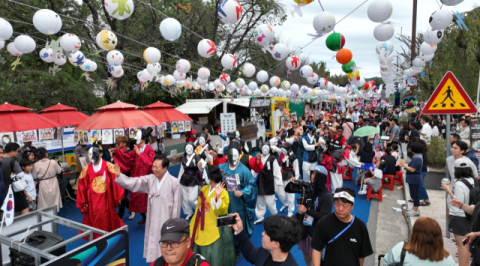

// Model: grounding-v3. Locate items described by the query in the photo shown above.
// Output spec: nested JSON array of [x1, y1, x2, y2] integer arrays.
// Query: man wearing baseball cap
[[310, 187, 373, 266], [150, 218, 210, 266]]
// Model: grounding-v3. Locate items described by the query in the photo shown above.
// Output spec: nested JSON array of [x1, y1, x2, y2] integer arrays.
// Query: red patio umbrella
[[143, 101, 192, 124], [0, 102, 61, 132], [39, 103, 90, 127]]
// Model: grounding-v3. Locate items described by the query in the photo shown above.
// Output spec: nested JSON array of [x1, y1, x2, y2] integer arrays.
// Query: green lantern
[[342, 61, 356, 73], [325, 33, 345, 51]]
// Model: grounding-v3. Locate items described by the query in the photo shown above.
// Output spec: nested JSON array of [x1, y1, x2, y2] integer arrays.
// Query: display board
[[220, 113, 237, 135]]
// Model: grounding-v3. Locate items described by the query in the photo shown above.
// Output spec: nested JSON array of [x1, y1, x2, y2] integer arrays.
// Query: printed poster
[[39, 128, 54, 140], [18, 130, 38, 142], [102, 129, 113, 144], [177, 121, 185, 133], [129, 127, 141, 138], [78, 130, 90, 145], [0, 132, 14, 147], [257, 119, 266, 132], [171, 122, 178, 133], [184, 121, 191, 132], [91, 130, 101, 143], [113, 129, 125, 141]]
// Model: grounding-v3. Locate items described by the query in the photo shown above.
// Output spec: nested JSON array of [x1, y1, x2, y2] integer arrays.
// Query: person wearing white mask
[[278, 143, 299, 217], [178, 142, 207, 221], [254, 143, 282, 225], [302, 125, 321, 182], [196, 134, 213, 164]]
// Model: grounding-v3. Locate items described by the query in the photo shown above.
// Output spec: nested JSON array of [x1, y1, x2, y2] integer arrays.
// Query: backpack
[[459, 178, 480, 220]]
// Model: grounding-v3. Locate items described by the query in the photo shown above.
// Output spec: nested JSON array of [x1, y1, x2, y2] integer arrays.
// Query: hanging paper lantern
[[245, 88, 253, 96], [0, 18, 13, 41], [241, 63, 255, 77], [137, 69, 152, 83], [7, 42, 22, 56], [420, 42, 437, 55], [357, 78, 366, 89], [176, 59, 191, 73], [290, 84, 299, 94], [198, 67, 210, 80], [227, 83, 236, 93], [39, 48, 54, 63], [336, 49, 352, 65], [256, 70, 269, 83], [299, 85, 309, 95], [159, 18, 182, 42], [0, 40, 4, 50], [104, 0, 134, 20], [270, 43, 289, 61], [213, 79, 224, 91], [111, 66, 124, 78], [269, 76, 281, 87], [253, 88, 261, 96], [270, 87, 278, 97], [325, 33, 345, 51], [219, 73, 231, 84], [440, 0, 464, 6], [317, 78, 328, 89], [235, 78, 245, 88], [60, 33, 81, 53], [54, 53, 66, 65], [96, 30, 118, 51], [197, 39, 216, 58], [106, 50, 124, 66], [33, 9, 62, 35], [373, 23, 394, 42], [143, 47, 161, 64], [423, 29, 444, 45], [300, 65, 313, 78], [173, 70, 186, 81], [14, 35, 36, 54], [218, 0, 243, 25], [429, 9, 453, 30], [68, 51, 85, 66], [162, 75, 175, 86], [196, 77, 207, 86], [347, 69, 360, 82], [248, 81, 258, 91], [253, 24, 274, 48], [367, 0, 393, 23], [109, 64, 122, 76], [146, 63, 161, 74], [221, 54, 237, 69], [313, 12, 336, 36], [260, 84, 269, 95], [412, 57, 425, 68], [420, 53, 435, 62], [342, 61, 356, 73], [326, 82, 335, 92], [285, 90, 292, 97], [375, 41, 394, 55], [281, 81, 291, 90], [286, 56, 300, 71], [307, 73, 319, 85], [80, 59, 97, 72]]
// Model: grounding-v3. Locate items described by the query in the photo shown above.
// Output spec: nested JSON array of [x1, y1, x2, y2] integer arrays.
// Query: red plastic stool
[[366, 185, 383, 202], [342, 167, 353, 182], [394, 171, 404, 186], [382, 174, 395, 191]]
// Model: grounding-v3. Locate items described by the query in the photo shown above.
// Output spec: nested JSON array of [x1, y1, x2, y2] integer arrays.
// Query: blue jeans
[[409, 183, 420, 207], [419, 172, 429, 201]]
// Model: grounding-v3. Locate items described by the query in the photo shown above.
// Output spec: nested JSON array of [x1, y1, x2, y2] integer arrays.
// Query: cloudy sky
[[274, 0, 478, 78]]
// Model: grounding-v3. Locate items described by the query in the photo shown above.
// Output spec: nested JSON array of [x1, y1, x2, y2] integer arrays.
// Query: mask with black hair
[[199, 134, 208, 147], [227, 147, 240, 166], [88, 146, 101, 164]]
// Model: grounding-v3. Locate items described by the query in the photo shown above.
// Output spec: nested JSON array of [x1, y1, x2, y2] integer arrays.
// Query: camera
[[285, 180, 311, 205]]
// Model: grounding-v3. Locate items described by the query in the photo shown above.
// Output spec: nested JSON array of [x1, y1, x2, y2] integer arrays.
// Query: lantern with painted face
[[96, 30, 118, 51], [254, 24, 274, 48], [423, 29, 444, 45], [429, 9, 453, 30], [106, 50, 124, 66], [60, 33, 81, 53]]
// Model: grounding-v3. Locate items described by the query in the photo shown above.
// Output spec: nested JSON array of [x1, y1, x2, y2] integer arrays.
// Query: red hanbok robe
[[77, 160, 125, 239], [113, 144, 155, 213]]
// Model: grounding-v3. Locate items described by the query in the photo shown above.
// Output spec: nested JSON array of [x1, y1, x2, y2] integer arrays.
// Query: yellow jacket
[[190, 184, 229, 246]]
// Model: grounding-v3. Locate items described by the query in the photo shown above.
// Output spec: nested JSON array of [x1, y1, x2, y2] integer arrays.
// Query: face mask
[[228, 148, 240, 166], [281, 148, 288, 155], [262, 145, 270, 155], [235, 131, 240, 139], [89, 147, 100, 163], [185, 145, 194, 155], [199, 137, 206, 147], [135, 130, 142, 145]]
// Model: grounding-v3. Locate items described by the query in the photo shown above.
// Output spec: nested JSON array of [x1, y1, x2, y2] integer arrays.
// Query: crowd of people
[[1, 104, 480, 266]]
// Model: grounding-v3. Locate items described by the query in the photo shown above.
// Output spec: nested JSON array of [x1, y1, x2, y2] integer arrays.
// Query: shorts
[[14, 191, 29, 212], [449, 216, 471, 236]]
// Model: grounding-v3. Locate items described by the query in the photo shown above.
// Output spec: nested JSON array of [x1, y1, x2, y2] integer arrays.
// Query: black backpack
[[459, 178, 480, 220]]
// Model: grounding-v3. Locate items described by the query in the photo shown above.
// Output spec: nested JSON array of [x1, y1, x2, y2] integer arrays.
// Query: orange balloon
[[336, 49, 353, 65]]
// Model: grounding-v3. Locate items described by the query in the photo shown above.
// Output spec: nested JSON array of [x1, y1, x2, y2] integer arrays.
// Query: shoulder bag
[[321, 216, 355, 261], [10, 159, 27, 192]]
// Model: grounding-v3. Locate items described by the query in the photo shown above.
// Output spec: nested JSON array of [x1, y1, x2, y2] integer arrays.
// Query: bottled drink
[[442, 178, 450, 185]]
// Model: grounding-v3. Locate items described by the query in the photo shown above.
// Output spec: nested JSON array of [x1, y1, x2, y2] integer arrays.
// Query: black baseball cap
[[160, 218, 190, 242]]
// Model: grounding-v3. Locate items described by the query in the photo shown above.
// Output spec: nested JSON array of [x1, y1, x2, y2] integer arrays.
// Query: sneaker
[[405, 209, 420, 217], [128, 212, 135, 220], [254, 218, 264, 225], [280, 206, 287, 212]]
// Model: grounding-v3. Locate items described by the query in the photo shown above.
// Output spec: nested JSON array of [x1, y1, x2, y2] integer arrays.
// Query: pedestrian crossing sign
[[422, 71, 477, 114]]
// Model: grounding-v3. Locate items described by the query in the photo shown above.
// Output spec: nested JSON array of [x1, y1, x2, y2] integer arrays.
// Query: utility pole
[[411, 0, 418, 66]]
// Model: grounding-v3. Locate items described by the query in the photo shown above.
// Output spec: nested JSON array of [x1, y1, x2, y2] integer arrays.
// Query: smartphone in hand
[[216, 216, 236, 227]]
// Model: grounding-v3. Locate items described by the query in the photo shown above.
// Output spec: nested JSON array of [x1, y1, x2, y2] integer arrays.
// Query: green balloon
[[342, 61, 355, 73], [325, 33, 345, 52]]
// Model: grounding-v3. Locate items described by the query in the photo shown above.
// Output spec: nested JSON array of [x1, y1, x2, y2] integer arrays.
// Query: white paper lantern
[[317, 78, 328, 89], [221, 54, 237, 69], [260, 84, 269, 95], [254, 88, 261, 96], [54, 53, 66, 65], [0, 18, 13, 41], [256, 70, 269, 83], [196, 77, 208, 86], [420, 42, 437, 55], [299, 86, 309, 95], [285, 90, 292, 97], [248, 81, 258, 91], [286, 56, 301, 71], [300, 65, 313, 78], [227, 83, 236, 93], [109, 64, 123, 76], [39, 48, 54, 63], [80, 59, 97, 72], [326, 82, 335, 92], [164, 75, 176, 86], [198, 67, 210, 80], [420, 53, 435, 62], [367, 0, 393, 23], [173, 70, 186, 81], [197, 39, 216, 58], [218, 0, 243, 25], [423, 29, 444, 45], [375, 41, 394, 55], [106, 50, 124, 66], [440, 0, 464, 6], [95, 30, 118, 51], [235, 78, 245, 88], [281, 81, 291, 90], [246, 88, 252, 96], [14, 35, 36, 54], [214, 79, 224, 91], [270, 43, 289, 61], [111, 66, 124, 78], [143, 47, 161, 64], [104, 0, 134, 20], [241, 63, 255, 77], [68, 51, 85, 66], [290, 84, 299, 93], [33, 9, 62, 35], [147, 63, 161, 74], [307, 73, 319, 85], [219, 73, 231, 84], [412, 57, 425, 68], [313, 12, 336, 36], [159, 18, 182, 42], [373, 23, 394, 42], [7, 42, 22, 56], [253, 24, 274, 47], [270, 87, 278, 97], [429, 9, 453, 30], [269, 76, 281, 87], [0, 40, 4, 50], [137, 69, 152, 83], [60, 33, 81, 53], [176, 59, 191, 73]]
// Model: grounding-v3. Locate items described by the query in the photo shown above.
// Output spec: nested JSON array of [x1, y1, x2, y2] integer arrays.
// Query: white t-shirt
[[374, 168, 383, 179], [352, 112, 360, 123], [420, 123, 432, 141], [24, 173, 36, 200]]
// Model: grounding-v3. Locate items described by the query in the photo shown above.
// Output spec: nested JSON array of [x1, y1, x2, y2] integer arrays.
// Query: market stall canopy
[[143, 101, 192, 123], [75, 101, 161, 130], [39, 103, 90, 127], [176, 100, 222, 115], [228, 98, 250, 108], [0, 102, 61, 132]]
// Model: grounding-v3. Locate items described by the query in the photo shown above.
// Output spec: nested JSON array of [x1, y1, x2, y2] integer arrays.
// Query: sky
[[274, 0, 478, 78]]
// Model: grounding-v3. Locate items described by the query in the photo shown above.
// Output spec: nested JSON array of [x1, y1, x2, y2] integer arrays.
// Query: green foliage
[[427, 136, 447, 168]]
